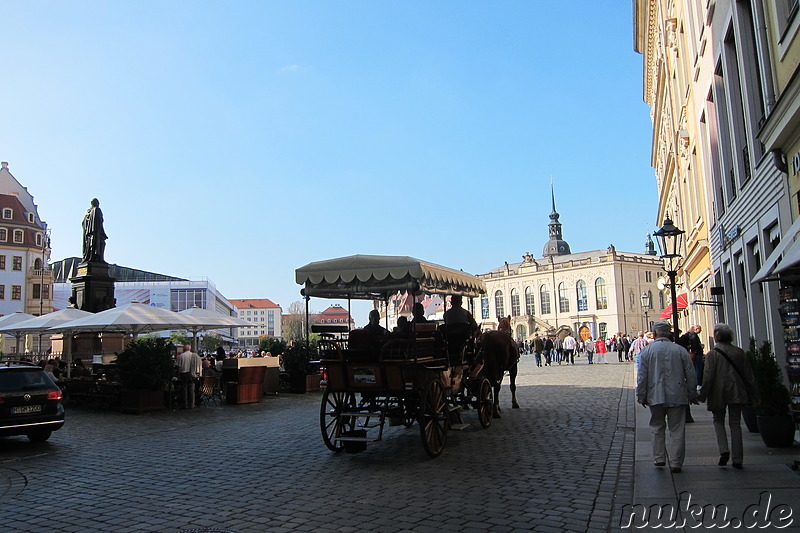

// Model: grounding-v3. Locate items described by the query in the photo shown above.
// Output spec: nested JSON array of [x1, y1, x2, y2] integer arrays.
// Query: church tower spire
[[543, 181, 571, 257]]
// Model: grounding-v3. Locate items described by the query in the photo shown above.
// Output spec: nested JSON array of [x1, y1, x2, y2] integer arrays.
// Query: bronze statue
[[81, 198, 107, 263]]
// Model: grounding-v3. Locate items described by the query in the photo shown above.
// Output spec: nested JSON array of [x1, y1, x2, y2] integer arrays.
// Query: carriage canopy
[[295, 254, 486, 300]]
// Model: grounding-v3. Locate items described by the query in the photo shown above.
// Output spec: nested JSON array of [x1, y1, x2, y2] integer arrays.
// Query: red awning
[[659, 293, 688, 319]]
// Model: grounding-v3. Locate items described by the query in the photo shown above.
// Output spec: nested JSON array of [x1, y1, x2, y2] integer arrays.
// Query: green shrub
[[746, 338, 791, 416], [115, 337, 174, 391]]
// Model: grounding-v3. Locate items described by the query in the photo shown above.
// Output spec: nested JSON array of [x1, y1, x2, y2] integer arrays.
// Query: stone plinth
[[69, 261, 116, 313]]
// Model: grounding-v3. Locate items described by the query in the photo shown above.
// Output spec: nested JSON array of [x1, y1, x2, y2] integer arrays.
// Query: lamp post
[[640, 291, 651, 332], [654, 216, 685, 339]]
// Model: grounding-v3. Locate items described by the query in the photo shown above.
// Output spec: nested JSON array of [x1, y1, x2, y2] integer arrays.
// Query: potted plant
[[282, 341, 321, 393], [746, 338, 795, 447], [115, 336, 174, 413]]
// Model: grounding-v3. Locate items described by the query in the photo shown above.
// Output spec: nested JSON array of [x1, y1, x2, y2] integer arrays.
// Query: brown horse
[[476, 316, 519, 417]]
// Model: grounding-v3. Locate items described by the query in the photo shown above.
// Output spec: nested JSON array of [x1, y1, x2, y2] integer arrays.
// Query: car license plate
[[11, 405, 41, 414]]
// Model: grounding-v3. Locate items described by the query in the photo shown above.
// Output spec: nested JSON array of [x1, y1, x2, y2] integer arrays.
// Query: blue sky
[[0, 2, 656, 320]]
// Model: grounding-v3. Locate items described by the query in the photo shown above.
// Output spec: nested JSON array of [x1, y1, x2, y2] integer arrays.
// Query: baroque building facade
[[478, 191, 663, 341], [635, 0, 800, 365], [0, 162, 53, 321]]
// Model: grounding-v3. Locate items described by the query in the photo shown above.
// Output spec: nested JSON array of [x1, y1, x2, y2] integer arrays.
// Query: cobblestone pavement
[[0, 355, 636, 532]]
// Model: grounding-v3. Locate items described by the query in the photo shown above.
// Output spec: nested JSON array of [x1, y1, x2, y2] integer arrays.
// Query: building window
[[0, 229, 6, 242], [576, 280, 588, 312], [645, 271, 652, 282], [595, 278, 608, 310], [27, 212, 34, 223], [12, 256, 22, 271], [2, 209, 11, 219], [33, 284, 41, 299], [558, 282, 570, 313], [510, 288, 520, 317], [170, 289, 206, 312], [0, 285, 4, 299], [13, 230, 23, 243], [539, 285, 551, 315], [11, 285, 21, 300], [659, 291, 665, 309], [0, 256, 5, 270], [35, 233, 42, 247], [647, 290, 654, 309], [494, 290, 505, 318], [599, 322, 607, 340], [524, 286, 535, 315], [481, 297, 490, 320]]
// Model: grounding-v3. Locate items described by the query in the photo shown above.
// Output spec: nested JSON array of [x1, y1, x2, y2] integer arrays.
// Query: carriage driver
[[443, 295, 481, 371]]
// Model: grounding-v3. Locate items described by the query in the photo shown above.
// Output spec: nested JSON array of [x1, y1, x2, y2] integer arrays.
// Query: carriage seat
[[347, 328, 379, 363]]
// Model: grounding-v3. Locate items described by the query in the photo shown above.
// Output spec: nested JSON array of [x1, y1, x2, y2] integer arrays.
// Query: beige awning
[[296, 255, 486, 300], [752, 216, 800, 283]]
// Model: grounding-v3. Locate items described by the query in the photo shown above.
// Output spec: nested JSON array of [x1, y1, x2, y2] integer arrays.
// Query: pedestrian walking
[[596, 337, 608, 364], [176, 344, 202, 409], [584, 336, 595, 364], [554, 335, 564, 365], [629, 331, 648, 367], [617, 333, 630, 362], [562, 332, 576, 365], [543, 335, 554, 366], [696, 324, 757, 469], [636, 321, 698, 473], [532, 334, 543, 367]]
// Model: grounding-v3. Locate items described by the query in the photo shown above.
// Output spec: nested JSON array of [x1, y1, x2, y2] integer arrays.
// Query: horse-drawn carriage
[[295, 255, 516, 458]]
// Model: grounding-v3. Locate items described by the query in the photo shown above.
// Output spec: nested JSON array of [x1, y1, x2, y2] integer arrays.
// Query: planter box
[[120, 389, 166, 414], [757, 414, 796, 448], [290, 373, 321, 393]]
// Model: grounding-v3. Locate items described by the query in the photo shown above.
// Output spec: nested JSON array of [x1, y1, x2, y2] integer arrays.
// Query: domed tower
[[542, 183, 571, 257]]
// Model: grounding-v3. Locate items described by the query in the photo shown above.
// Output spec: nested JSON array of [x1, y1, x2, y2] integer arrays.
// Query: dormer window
[[12, 230, 23, 244], [0, 229, 6, 242], [35, 233, 42, 247], [2, 209, 12, 219], [27, 213, 34, 223]]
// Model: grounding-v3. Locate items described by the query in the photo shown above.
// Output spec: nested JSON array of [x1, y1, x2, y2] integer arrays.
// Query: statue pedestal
[[70, 261, 116, 313], [72, 332, 128, 364]]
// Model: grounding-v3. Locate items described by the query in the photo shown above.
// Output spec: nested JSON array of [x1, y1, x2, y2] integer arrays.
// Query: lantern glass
[[654, 217, 685, 272], [640, 291, 651, 309]]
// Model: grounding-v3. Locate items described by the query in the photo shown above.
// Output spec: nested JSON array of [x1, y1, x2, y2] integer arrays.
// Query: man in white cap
[[636, 321, 698, 473]]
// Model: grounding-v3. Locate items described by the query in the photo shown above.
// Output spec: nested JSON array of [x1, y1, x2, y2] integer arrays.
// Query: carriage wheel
[[477, 378, 494, 429], [419, 379, 448, 458], [320, 389, 355, 452]]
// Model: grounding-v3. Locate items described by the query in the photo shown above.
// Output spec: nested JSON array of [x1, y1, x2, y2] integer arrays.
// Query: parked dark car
[[0, 361, 65, 442]]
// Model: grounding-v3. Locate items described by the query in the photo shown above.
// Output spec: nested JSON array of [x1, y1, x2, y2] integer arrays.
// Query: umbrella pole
[[65, 332, 72, 379]]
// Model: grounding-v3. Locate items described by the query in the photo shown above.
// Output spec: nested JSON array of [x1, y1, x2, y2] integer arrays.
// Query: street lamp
[[653, 216, 685, 339], [640, 291, 651, 332]]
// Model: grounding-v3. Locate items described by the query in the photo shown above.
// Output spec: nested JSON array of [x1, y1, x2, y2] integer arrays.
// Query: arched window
[[516, 324, 527, 341], [595, 278, 608, 310], [539, 285, 551, 315], [576, 280, 588, 312], [33, 258, 42, 270], [659, 291, 665, 309], [494, 290, 505, 318], [524, 286, 535, 315], [647, 290, 654, 309], [510, 288, 520, 317], [35, 233, 42, 247], [558, 282, 570, 313]]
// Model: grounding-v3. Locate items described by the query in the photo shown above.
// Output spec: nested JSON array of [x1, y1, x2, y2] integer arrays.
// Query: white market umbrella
[[0, 312, 36, 356], [0, 308, 93, 377], [50, 302, 205, 339], [177, 306, 251, 352]]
